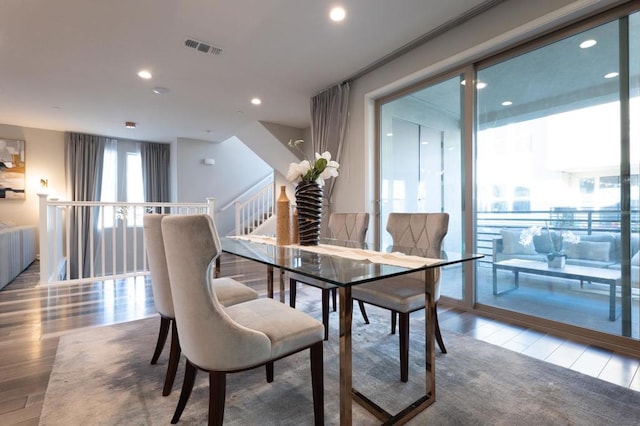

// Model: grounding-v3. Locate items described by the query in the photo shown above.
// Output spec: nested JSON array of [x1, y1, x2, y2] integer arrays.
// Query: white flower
[[285, 142, 340, 187], [519, 225, 541, 247], [519, 222, 580, 253], [286, 160, 311, 183]]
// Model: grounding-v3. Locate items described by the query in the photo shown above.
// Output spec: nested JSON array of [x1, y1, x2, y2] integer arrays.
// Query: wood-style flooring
[[1, 255, 639, 425]]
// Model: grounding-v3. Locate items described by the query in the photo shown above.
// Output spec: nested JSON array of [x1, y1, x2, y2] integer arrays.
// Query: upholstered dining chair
[[161, 214, 324, 426], [289, 212, 370, 340], [143, 214, 259, 397], [351, 212, 449, 382]]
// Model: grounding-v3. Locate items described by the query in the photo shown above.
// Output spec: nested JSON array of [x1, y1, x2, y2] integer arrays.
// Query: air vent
[[184, 37, 223, 55]]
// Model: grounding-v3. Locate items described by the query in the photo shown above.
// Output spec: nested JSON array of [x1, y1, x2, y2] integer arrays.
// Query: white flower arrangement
[[519, 221, 580, 259], [286, 139, 339, 187]]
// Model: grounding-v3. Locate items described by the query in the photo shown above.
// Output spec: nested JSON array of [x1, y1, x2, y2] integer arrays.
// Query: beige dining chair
[[143, 214, 259, 396], [161, 214, 324, 425], [352, 212, 449, 382], [289, 212, 369, 340]]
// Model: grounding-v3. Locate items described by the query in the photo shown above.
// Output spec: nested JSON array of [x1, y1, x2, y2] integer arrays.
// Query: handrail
[[234, 183, 275, 235], [38, 195, 215, 286], [220, 173, 274, 212]]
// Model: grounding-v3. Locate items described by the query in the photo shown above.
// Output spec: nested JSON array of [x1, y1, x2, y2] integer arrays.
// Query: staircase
[[234, 180, 275, 236]]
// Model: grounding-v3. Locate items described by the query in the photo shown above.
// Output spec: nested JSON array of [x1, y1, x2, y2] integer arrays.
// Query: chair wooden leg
[[163, 320, 181, 396], [151, 316, 171, 364], [391, 311, 397, 334], [435, 304, 447, 354], [357, 300, 370, 324], [209, 371, 226, 426], [171, 360, 198, 424], [266, 361, 274, 383], [399, 312, 409, 382], [289, 278, 297, 308], [331, 287, 337, 311], [310, 341, 324, 426], [321, 289, 330, 340]]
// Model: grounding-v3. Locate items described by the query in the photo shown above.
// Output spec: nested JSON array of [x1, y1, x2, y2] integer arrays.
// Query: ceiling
[[0, 0, 498, 143], [406, 13, 640, 129]]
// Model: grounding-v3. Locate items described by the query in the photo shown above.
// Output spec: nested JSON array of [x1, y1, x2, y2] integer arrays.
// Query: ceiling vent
[[184, 37, 223, 55]]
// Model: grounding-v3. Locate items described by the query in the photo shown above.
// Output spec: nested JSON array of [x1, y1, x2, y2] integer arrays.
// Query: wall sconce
[[40, 178, 48, 189], [203, 158, 215, 165]]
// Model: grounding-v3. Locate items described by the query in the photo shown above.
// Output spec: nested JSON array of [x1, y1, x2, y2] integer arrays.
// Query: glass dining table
[[219, 236, 483, 425]]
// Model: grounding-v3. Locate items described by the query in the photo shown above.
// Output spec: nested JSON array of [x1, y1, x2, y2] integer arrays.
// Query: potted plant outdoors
[[519, 222, 580, 269]]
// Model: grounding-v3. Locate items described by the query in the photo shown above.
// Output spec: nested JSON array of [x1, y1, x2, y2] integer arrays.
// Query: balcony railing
[[38, 195, 214, 285], [476, 208, 639, 265]]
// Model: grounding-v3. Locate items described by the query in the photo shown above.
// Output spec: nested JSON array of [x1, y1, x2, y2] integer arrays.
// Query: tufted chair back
[[161, 214, 271, 371], [327, 213, 370, 242], [386, 212, 449, 300]]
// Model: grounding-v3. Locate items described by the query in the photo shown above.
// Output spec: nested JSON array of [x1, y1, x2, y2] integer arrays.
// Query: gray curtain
[[140, 142, 170, 206], [64, 132, 107, 279], [310, 82, 350, 231]]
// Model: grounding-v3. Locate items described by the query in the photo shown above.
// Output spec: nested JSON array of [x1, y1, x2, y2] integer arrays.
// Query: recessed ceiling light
[[501, 100, 513, 106], [152, 86, 169, 94], [604, 72, 619, 79], [329, 6, 346, 22], [386, 132, 393, 137], [476, 81, 487, 89], [579, 39, 597, 49], [125, 121, 136, 128], [137, 70, 152, 79], [251, 98, 262, 105]]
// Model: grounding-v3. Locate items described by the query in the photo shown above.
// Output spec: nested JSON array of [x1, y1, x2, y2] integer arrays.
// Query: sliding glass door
[[377, 8, 640, 342], [476, 15, 639, 339]]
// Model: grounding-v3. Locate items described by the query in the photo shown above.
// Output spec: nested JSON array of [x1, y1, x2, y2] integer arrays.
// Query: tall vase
[[295, 181, 323, 246], [276, 185, 290, 246]]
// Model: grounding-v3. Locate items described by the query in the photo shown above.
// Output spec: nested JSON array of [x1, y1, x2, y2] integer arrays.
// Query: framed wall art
[[0, 138, 26, 200]]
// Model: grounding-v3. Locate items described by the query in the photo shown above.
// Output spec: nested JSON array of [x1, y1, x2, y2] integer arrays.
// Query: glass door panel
[[379, 75, 464, 300], [476, 18, 638, 338]]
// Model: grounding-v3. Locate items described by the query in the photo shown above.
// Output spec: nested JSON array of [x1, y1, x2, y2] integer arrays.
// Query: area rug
[[39, 293, 640, 425]]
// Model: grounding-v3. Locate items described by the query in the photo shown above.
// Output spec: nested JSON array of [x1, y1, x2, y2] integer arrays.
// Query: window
[[99, 140, 144, 227]]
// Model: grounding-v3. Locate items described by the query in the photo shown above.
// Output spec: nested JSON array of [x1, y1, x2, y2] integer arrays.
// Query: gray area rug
[[40, 291, 640, 425]]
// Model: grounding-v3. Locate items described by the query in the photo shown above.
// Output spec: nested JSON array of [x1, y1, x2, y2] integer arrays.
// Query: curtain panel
[[64, 132, 107, 279], [310, 82, 350, 229], [140, 142, 170, 204]]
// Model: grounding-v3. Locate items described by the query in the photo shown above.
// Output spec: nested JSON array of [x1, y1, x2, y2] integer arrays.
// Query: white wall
[[176, 137, 273, 235], [0, 123, 65, 252], [333, 0, 621, 229]]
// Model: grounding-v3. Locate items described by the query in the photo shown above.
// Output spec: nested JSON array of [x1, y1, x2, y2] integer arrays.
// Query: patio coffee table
[[492, 259, 622, 321]]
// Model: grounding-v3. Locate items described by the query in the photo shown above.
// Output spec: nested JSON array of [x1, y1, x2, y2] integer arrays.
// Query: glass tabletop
[[220, 237, 483, 288]]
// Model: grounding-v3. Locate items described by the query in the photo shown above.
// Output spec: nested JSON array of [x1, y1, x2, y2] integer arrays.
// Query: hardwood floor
[[1, 256, 639, 425]]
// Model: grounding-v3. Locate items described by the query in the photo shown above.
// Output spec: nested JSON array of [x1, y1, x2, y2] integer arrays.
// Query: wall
[[175, 137, 272, 235], [0, 123, 65, 252], [333, 0, 623, 235]]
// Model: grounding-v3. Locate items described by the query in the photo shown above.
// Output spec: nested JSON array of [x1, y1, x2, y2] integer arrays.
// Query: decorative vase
[[295, 181, 323, 246], [276, 185, 290, 246], [547, 253, 566, 269]]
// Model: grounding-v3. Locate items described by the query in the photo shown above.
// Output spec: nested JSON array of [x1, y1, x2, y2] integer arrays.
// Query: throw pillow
[[564, 241, 611, 262], [501, 229, 536, 255]]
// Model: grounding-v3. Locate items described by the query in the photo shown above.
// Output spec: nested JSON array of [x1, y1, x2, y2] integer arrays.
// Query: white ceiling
[[0, 0, 495, 143]]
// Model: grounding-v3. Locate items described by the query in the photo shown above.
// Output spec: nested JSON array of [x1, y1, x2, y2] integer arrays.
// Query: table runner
[[228, 235, 441, 269]]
